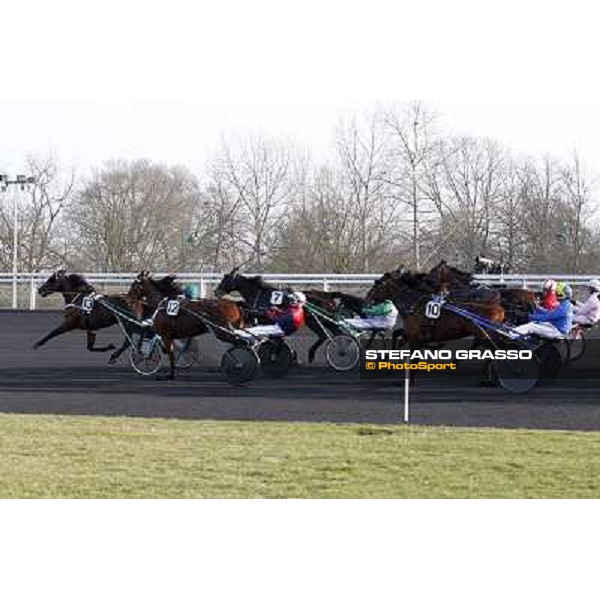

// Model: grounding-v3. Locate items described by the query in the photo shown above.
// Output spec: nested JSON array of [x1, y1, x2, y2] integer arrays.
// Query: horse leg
[[157, 337, 175, 380], [365, 331, 376, 349], [308, 335, 325, 364], [33, 320, 76, 349], [392, 328, 406, 349], [108, 338, 131, 364], [86, 330, 116, 352]]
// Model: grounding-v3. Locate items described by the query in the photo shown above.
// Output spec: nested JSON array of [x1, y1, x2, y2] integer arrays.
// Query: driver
[[540, 279, 559, 310], [514, 281, 573, 339], [343, 298, 398, 331], [238, 291, 306, 339], [573, 279, 600, 326]]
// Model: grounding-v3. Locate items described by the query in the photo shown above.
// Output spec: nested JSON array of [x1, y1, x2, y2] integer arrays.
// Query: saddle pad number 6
[[425, 300, 443, 319], [270, 290, 284, 305], [81, 295, 95, 313], [166, 299, 180, 316]]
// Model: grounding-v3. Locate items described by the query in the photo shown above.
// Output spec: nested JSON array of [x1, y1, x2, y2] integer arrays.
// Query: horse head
[[128, 271, 154, 303], [38, 269, 93, 297], [38, 269, 67, 297], [366, 272, 396, 304], [214, 269, 241, 298]]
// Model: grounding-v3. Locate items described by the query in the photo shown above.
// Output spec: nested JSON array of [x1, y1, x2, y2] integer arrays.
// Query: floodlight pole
[[0, 174, 36, 308]]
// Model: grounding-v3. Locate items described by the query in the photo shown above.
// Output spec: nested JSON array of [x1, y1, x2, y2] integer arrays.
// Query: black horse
[[213, 267, 374, 363], [34, 270, 138, 354], [127, 271, 245, 380]]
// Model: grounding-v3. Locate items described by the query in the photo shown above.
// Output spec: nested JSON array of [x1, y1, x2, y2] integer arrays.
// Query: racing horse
[[427, 260, 535, 324], [127, 271, 244, 380], [365, 268, 505, 347], [34, 270, 139, 353], [213, 267, 376, 363]]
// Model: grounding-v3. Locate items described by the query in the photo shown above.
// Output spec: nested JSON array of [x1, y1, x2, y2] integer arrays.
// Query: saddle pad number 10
[[425, 300, 443, 319], [166, 300, 180, 316], [270, 290, 284, 305], [81, 294, 95, 313]]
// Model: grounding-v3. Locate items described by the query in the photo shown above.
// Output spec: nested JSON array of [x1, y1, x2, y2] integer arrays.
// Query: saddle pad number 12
[[425, 300, 443, 319], [166, 299, 180, 316], [81, 294, 95, 313]]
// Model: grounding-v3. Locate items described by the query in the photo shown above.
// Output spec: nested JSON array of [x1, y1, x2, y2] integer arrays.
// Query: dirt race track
[[1, 311, 600, 431]]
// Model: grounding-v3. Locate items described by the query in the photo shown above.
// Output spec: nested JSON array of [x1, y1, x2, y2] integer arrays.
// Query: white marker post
[[403, 361, 410, 424]]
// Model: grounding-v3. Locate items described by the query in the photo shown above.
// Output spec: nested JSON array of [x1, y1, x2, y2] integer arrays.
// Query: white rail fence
[[1, 272, 599, 310]]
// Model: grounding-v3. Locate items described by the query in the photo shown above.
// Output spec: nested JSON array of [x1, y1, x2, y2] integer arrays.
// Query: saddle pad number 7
[[270, 290, 284, 305], [81, 295, 95, 313], [166, 299, 180, 316], [425, 300, 443, 319]]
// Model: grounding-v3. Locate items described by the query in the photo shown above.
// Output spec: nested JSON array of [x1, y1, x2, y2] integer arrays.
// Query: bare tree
[[426, 136, 508, 268], [68, 160, 198, 271], [335, 111, 397, 271], [560, 151, 595, 272], [0, 155, 74, 272], [213, 136, 296, 270], [384, 102, 439, 269], [493, 158, 527, 270]]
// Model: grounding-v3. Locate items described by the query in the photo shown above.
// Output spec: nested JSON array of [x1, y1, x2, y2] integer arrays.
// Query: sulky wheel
[[488, 348, 540, 394], [130, 335, 163, 376], [534, 341, 564, 380], [325, 334, 360, 372], [174, 337, 200, 370], [221, 346, 259, 385], [258, 339, 295, 378]]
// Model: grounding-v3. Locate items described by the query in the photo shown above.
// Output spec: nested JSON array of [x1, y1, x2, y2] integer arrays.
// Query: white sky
[[1, 0, 599, 176]]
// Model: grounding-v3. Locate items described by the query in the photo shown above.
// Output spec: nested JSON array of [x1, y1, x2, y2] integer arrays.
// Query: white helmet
[[542, 279, 557, 292], [589, 279, 600, 292], [290, 291, 307, 305]]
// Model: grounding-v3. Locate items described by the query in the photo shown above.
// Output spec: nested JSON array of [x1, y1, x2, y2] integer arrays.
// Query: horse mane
[[67, 273, 95, 292], [246, 275, 278, 290], [152, 275, 184, 297]]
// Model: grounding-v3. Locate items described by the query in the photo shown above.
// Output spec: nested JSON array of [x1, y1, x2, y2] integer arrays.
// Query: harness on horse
[[66, 292, 102, 314], [424, 296, 445, 320], [166, 299, 180, 316]]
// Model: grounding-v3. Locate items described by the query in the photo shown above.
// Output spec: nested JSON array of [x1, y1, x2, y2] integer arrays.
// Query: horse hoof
[[108, 356, 117, 365], [33, 344, 40, 350], [107, 344, 116, 351]]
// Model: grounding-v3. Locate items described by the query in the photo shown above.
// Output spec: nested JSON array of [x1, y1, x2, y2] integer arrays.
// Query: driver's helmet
[[183, 284, 198, 300], [555, 282, 572, 300], [289, 291, 307, 306], [588, 279, 600, 293], [542, 279, 557, 293]]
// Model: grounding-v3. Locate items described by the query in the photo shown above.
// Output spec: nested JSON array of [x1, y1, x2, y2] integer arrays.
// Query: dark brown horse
[[366, 270, 505, 347], [427, 260, 535, 323], [34, 270, 138, 353], [127, 271, 244, 380], [213, 267, 374, 363]]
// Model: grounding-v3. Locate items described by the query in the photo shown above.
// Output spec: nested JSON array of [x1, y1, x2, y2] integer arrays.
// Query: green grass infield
[[1, 414, 599, 498]]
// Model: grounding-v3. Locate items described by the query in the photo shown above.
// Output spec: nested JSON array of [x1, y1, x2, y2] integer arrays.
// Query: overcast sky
[[1, 0, 599, 177]]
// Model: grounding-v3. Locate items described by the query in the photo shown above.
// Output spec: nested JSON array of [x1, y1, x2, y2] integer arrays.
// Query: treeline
[[1, 103, 598, 274]]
